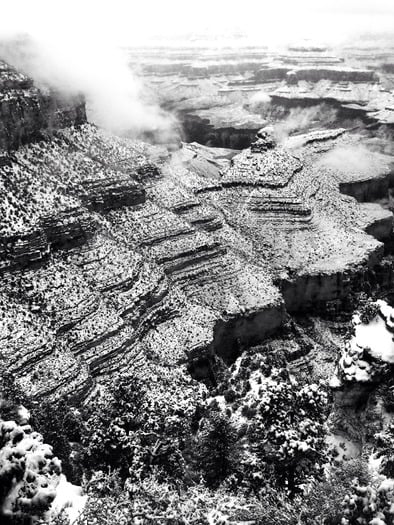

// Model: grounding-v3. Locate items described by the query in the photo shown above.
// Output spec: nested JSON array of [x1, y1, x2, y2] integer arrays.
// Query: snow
[[329, 375, 341, 388], [378, 478, 394, 493], [248, 370, 276, 397], [351, 300, 394, 364], [378, 299, 394, 331], [206, 395, 226, 411], [334, 301, 394, 386], [369, 452, 384, 480], [326, 432, 361, 461], [17, 405, 30, 424], [50, 474, 87, 523], [353, 315, 394, 363]]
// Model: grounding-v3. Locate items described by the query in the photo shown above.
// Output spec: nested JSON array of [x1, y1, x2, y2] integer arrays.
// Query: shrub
[[81, 373, 196, 483], [0, 417, 61, 523], [30, 400, 83, 483]]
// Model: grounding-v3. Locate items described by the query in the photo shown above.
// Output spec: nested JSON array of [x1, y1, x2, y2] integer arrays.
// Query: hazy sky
[[1, 1, 393, 135], [3, 0, 394, 46]]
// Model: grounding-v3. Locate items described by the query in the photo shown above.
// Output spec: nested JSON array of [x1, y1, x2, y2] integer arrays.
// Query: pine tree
[[197, 410, 238, 488]]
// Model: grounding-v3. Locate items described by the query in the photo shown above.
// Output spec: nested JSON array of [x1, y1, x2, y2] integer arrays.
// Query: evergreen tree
[[197, 410, 238, 488]]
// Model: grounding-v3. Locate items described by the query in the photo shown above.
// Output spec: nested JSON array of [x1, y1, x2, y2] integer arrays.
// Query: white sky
[[2, 0, 394, 47], [0, 0, 393, 134]]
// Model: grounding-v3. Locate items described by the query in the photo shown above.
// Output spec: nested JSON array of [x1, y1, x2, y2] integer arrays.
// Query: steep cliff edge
[[0, 60, 86, 151]]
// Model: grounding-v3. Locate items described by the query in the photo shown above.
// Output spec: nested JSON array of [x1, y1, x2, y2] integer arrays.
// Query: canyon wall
[[1, 60, 393, 403], [0, 61, 85, 151]]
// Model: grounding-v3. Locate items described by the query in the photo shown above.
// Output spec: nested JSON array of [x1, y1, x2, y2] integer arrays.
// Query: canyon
[[129, 37, 394, 149], [2, 37, 394, 485]]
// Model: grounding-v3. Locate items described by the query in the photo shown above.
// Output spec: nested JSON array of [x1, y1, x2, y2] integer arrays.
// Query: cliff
[[135, 42, 394, 149], [0, 61, 86, 151], [254, 65, 378, 84]]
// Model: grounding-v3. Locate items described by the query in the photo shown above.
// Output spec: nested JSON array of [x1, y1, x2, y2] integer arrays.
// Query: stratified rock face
[[3, 121, 392, 399], [128, 39, 394, 149], [0, 132, 146, 271], [0, 61, 86, 151], [1, 61, 393, 401], [328, 149, 394, 203], [359, 203, 394, 242], [255, 65, 378, 84], [128, 44, 271, 78], [180, 110, 265, 149], [79, 178, 146, 212], [193, 134, 389, 312], [0, 120, 285, 399]]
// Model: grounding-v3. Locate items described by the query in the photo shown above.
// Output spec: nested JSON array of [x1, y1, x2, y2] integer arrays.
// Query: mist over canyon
[[2, 4, 394, 524]]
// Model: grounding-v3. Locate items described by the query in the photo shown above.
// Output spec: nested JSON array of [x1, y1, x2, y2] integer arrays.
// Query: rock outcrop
[[0, 61, 85, 151], [359, 203, 394, 242], [255, 65, 378, 84]]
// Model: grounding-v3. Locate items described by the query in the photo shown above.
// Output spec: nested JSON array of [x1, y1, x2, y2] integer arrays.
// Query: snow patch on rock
[[50, 474, 87, 524]]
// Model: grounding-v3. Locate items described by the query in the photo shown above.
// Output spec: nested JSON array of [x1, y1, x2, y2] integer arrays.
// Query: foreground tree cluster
[[2, 347, 394, 524]]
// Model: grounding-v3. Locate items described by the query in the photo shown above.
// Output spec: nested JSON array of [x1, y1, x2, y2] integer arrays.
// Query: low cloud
[[317, 144, 390, 176], [0, 32, 178, 140], [250, 91, 272, 106], [272, 106, 339, 143]]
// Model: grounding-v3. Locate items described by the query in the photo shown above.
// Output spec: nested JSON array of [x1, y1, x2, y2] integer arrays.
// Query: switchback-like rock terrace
[[1, 60, 394, 402]]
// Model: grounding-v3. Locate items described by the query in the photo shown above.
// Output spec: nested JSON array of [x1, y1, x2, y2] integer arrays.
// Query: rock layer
[[0, 61, 86, 151], [1, 61, 394, 401]]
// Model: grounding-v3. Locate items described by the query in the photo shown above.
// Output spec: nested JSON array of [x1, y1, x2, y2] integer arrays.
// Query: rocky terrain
[[0, 61, 85, 151], [129, 38, 394, 148], [2, 40, 394, 524], [1, 54, 394, 401]]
